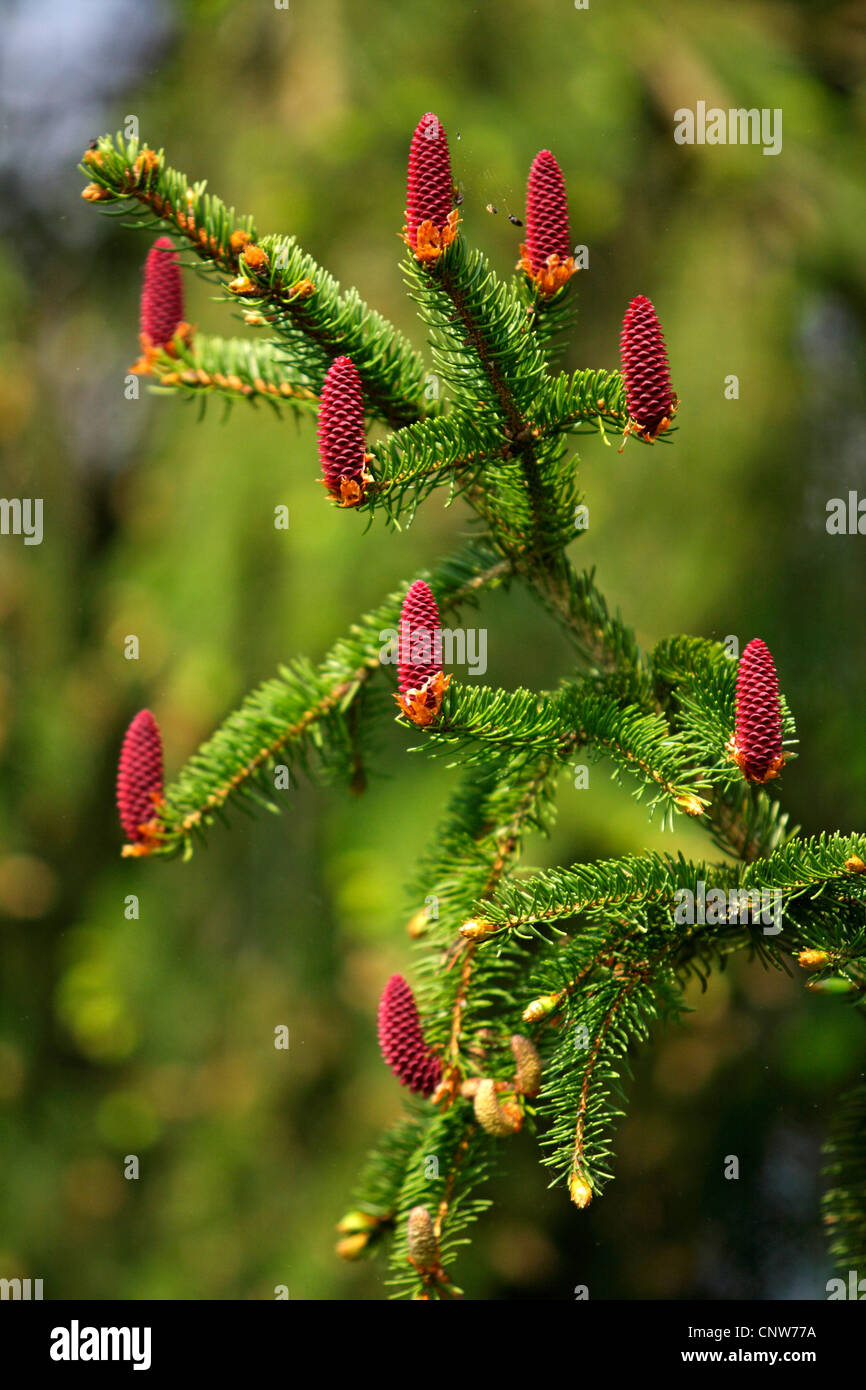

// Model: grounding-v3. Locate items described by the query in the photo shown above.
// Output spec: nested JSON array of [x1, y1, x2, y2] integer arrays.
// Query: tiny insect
[[453, 182, 464, 206], [485, 203, 498, 215], [508, 213, 523, 227], [87, 139, 98, 150]]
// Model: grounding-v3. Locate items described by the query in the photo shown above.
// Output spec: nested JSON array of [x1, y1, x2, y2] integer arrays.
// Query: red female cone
[[730, 638, 785, 782], [518, 149, 576, 296], [317, 356, 370, 507], [377, 974, 442, 1098], [132, 236, 189, 373], [117, 710, 164, 852], [140, 237, 185, 348], [395, 579, 450, 726], [619, 295, 678, 441], [402, 113, 459, 263]]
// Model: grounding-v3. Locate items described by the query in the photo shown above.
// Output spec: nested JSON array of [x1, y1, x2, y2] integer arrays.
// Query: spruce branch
[[92, 110, 866, 1298], [410, 757, 559, 1066], [143, 333, 319, 415], [363, 414, 506, 526], [411, 681, 708, 820], [134, 542, 510, 857], [81, 134, 429, 427], [385, 1109, 497, 1299], [536, 367, 630, 440], [404, 237, 567, 563], [370, 759, 559, 1295], [540, 957, 678, 1204], [404, 236, 547, 426], [473, 833, 866, 941]]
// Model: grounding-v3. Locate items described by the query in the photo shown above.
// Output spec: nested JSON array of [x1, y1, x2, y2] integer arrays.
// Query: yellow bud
[[336, 1210, 379, 1235], [407, 908, 430, 939], [522, 993, 559, 1024], [845, 856, 866, 874], [569, 1170, 593, 1209], [675, 793, 705, 818], [797, 949, 829, 972], [335, 1232, 370, 1261], [459, 918, 499, 941]]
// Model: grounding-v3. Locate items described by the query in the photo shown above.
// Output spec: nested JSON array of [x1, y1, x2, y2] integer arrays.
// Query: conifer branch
[[376, 759, 559, 1294], [385, 1108, 498, 1299], [92, 113, 866, 1297], [413, 682, 707, 820], [473, 834, 866, 940], [540, 957, 677, 1202], [536, 367, 630, 439], [81, 134, 429, 427], [410, 758, 559, 1062], [405, 240, 566, 562], [363, 415, 506, 524], [144, 333, 319, 414], [136, 543, 510, 857]]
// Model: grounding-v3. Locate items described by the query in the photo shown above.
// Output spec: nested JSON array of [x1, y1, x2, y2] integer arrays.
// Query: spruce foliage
[[82, 124, 866, 1299]]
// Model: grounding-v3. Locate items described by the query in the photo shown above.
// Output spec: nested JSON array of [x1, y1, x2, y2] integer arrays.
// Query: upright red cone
[[140, 237, 185, 349], [402, 113, 459, 264], [377, 974, 442, 1098], [619, 295, 678, 441], [317, 356, 370, 507], [395, 579, 450, 726], [117, 710, 164, 851], [730, 639, 785, 783], [518, 150, 576, 296]]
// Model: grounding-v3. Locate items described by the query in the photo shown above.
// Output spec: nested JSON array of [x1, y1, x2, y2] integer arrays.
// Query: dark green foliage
[[364, 414, 504, 525]]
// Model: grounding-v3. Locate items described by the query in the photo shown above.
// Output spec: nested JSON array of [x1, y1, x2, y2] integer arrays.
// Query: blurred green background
[[1, 0, 865, 1300]]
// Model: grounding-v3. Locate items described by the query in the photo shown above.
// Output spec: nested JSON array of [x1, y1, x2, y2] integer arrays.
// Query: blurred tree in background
[[1, 0, 865, 1298]]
